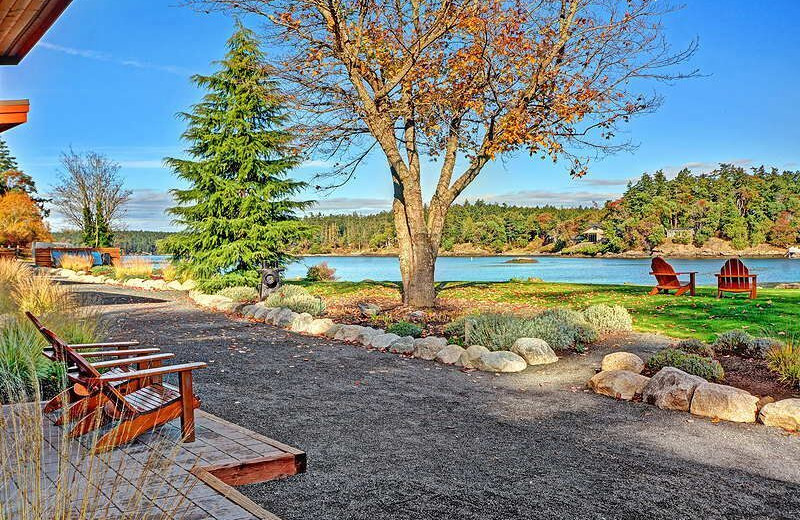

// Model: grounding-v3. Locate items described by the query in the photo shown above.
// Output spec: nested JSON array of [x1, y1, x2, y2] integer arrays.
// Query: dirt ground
[[78, 284, 800, 520]]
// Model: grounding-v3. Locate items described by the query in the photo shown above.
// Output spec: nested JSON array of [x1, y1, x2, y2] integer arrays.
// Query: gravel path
[[77, 284, 800, 520]]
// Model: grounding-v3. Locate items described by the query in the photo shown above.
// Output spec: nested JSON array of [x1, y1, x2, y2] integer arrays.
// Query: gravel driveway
[[78, 284, 800, 520]]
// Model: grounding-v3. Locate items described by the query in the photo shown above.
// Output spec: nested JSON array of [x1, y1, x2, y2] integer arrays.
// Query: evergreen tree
[[0, 136, 49, 214], [161, 22, 311, 290]]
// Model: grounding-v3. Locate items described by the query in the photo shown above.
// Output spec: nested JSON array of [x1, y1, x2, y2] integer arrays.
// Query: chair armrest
[[69, 341, 140, 350], [89, 353, 175, 370], [88, 362, 207, 383], [715, 274, 757, 278], [81, 348, 160, 358], [674, 272, 697, 275]]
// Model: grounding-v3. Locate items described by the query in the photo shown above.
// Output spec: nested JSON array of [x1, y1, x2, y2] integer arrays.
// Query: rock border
[[589, 352, 799, 433], [43, 268, 555, 374]]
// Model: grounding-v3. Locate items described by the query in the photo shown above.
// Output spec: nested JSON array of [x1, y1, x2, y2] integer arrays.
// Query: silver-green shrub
[[444, 308, 597, 352], [216, 285, 259, 302], [265, 285, 326, 316], [582, 304, 633, 334]]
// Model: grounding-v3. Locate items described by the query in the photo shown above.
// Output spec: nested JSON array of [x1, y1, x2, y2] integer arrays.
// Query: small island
[[504, 258, 539, 264]]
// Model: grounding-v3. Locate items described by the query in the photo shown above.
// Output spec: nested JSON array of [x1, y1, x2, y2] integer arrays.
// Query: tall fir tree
[[161, 22, 311, 290]]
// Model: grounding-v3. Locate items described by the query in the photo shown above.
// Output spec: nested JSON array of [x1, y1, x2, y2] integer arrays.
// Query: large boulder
[[355, 327, 384, 345], [642, 367, 706, 412], [474, 351, 527, 373], [511, 338, 558, 366], [459, 345, 490, 369], [335, 324, 369, 342], [358, 302, 381, 317], [589, 370, 650, 400], [141, 279, 168, 291], [290, 313, 315, 333], [388, 336, 415, 355], [367, 333, 402, 350], [217, 301, 245, 314], [413, 336, 448, 360], [180, 280, 198, 291], [123, 278, 146, 289], [306, 318, 336, 336], [273, 308, 298, 328], [601, 352, 645, 374], [251, 306, 272, 321], [758, 398, 800, 432], [241, 305, 258, 318], [436, 344, 466, 365], [323, 323, 343, 339], [690, 382, 759, 423], [166, 280, 186, 291]]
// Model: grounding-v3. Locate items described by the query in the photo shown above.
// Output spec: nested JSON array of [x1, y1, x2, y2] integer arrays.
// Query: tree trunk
[[391, 177, 438, 308]]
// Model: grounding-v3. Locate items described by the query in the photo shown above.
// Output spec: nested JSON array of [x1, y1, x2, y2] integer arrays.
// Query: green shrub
[[90, 265, 114, 277], [265, 285, 326, 316], [749, 337, 783, 359], [306, 262, 336, 282], [766, 342, 800, 387], [444, 308, 597, 352], [386, 321, 422, 338], [647, 348, 724, 382], [713, 330, 754, 356], [713, 330, 777, 359], [216, 286, 259, 302], [674, 338, 715, 358], [198, 271, 260, 293], [582, 304, 633, 334]]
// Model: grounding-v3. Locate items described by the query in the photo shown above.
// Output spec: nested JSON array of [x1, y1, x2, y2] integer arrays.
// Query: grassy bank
[[295, 280, 800, 342]]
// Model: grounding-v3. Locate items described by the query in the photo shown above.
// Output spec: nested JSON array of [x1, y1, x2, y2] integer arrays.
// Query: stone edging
[[589, 352, 799, 433], [46, 268, 557, 374]]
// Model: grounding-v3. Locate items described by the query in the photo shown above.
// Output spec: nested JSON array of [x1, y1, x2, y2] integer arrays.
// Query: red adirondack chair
[[65, 343, 206, 452], [648, 257, 696, 296], [716, 258, 757, 299]]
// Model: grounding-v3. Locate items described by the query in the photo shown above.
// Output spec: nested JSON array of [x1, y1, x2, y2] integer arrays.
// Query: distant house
[[582, 224, 605, 243], [666, 227, 694, 239]]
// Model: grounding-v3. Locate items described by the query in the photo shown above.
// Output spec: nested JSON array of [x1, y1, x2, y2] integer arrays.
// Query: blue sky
[[1, 1, 798, 231]]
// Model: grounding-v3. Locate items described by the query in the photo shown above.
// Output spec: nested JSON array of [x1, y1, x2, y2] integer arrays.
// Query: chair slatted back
[[61, 342, 139, 415], [719, 258, 752, 290], [651, 257, 681, 289], [25, 311, 64, 363]]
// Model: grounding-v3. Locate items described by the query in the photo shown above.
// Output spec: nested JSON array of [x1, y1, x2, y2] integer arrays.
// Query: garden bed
[[717, 355, 799, 400]]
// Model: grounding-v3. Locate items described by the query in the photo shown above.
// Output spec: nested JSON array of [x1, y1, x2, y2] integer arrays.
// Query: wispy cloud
[[578, 177, 632, 187], [300, 159, 335, 168], [471, 189, 621, 207], [307, 197, 391, 213], [48, 189, 177, 232], [118, 159, 166, 169], [39, 42, 191, 76]]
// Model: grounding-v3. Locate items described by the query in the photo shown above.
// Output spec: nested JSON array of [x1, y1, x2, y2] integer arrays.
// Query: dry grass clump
[[113, 257, 154, 280], [766, 341, 800, 387], [58, 253, 93, 272], [11, 275, 74, 316]]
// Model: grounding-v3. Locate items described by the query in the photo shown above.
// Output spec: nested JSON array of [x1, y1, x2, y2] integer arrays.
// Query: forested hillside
[[604, 164, 800, 251], [51, 230, 173, 254], [52, 164, 800, 256]]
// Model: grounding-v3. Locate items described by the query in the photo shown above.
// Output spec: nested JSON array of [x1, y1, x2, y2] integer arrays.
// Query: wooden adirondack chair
[[716, 258, 758, 299], [65, 344, 206, 452], [648, 257, 696, 296], [26, 311, 171, 423]]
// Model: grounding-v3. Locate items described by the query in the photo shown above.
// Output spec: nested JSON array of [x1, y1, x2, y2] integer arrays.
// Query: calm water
[[135, 254, 800, 285], [284, 255, 800, 286]]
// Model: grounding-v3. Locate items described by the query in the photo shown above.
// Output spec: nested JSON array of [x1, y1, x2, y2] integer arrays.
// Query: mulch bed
[[717, 355, 799, 400]]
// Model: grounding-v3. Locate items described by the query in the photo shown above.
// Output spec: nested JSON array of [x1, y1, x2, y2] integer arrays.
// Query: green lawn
[[296, 280, 800, 342]]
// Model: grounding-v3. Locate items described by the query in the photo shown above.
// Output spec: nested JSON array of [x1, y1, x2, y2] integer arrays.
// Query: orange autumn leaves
[[0, 191, 50, 247]]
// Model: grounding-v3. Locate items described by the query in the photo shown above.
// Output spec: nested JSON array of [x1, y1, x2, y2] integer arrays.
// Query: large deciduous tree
[[160, 22, 311, 291], [0, 191, 50, 247], [51, 150, 131, 247], [199, 0, 695, 306]]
